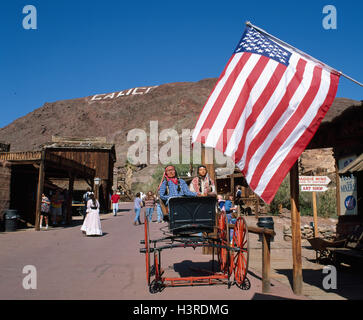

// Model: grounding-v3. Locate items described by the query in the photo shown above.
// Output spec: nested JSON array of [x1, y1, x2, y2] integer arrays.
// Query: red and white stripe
[[192, 47, 340, 204]]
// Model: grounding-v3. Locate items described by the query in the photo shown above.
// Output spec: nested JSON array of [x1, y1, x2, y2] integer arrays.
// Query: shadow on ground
[[275, 265, 363, 300], [173, 260, 221, 277]]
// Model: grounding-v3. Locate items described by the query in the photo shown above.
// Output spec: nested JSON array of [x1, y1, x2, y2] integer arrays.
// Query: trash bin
[[3, 209, 19, 232], [257, 217, 274, 242]]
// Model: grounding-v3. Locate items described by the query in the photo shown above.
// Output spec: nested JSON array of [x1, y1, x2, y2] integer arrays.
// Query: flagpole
[[246, 21, 363, 88]]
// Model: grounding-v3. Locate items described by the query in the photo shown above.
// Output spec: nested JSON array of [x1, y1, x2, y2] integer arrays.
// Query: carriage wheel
[[231, 217, 249, 286], [144, 212, 151, 285], [217, 212, 228, 273]]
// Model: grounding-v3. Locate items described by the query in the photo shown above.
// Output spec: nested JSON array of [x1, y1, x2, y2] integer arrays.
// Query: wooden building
[[307, 100, 363, 238], [42, 136, 116, 213], [0, 150, 95, 229]]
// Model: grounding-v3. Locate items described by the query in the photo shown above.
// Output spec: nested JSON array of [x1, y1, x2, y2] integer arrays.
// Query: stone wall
[[283, 223, 336, 241]]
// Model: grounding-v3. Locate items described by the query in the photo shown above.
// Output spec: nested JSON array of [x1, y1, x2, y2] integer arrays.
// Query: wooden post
[[35, 151, 45, 231], [230, 174, 235, 199], [255, 193, 259, 219], [66, 173, 74, 225], [312, 191, 319, 237], [262, 233, 271, 293], [202, 146, 215, 255], [290, 161, 303, 295], [335, 160, 341, 216]]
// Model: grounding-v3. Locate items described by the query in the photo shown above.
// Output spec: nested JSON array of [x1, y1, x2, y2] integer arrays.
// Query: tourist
[[40, 193, 50, 229], [217, 194, 225, 212], [82, 188, 93, 221], [224, 193, 237, 220], [159, 165, 197, 203], [81, 193, 102, 236], [110, 190, 120, 216], [144, 191, 156, 223], [155, 196, 164, 223], [189, 165, 216, 196], [133, 192, 143, 226]]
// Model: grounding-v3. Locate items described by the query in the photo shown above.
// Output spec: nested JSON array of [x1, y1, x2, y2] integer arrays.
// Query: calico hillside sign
[[90, 86, 158, 101]]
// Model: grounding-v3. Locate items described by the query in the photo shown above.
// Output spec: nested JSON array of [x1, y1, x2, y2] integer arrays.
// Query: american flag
[[192, 25, 340, 204]]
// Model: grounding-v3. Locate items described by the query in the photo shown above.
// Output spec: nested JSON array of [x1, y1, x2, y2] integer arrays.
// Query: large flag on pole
[[192, 24, 340, 203]]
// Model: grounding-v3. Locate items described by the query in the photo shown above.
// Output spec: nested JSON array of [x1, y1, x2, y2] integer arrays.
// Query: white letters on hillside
[[90, 86, 158, 101]]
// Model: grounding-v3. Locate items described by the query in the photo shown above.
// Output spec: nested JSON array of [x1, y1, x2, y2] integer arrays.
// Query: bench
[[167, 196, 217, 235], [327, 225, 363, 267]]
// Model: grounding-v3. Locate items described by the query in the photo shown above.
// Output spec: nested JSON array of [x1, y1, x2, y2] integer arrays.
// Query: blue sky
[[0, 0, 362, 128]]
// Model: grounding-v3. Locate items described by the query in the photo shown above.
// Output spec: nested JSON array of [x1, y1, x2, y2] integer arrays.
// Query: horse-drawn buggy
[[139, 196, 250, 293]]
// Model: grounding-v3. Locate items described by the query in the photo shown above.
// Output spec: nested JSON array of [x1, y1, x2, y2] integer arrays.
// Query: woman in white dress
[[81, 193, 103, 236]]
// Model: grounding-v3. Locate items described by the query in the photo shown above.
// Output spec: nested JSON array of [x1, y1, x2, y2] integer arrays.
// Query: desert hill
[[0, 78, 360, 184]]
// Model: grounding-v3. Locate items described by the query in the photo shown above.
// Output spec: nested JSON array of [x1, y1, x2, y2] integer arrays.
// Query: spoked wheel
[[149, 249, 164, 293], [144, 212, 151, 285], [217, 212, 228, 273], [149, 279, 165, 294], [231, 217, 249, 288]]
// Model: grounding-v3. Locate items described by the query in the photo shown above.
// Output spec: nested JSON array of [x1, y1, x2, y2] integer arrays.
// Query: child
[[225, 193, 238, 241], [217, 194, 225, 212]]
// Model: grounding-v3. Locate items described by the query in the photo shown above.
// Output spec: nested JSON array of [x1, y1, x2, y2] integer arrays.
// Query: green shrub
[[269, 174, 337, 218], [317, 187, 337, 218], [270, 176, 291, 215]]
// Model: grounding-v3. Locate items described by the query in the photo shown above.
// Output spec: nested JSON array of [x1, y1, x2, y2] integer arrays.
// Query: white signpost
[[300, 185, 328, 192], [299, 176, 331, 185], [299, 176, 331, 238]]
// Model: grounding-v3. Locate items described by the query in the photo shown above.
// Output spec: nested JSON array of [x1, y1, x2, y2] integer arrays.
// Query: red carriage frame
[[139, 197, 250, 293]]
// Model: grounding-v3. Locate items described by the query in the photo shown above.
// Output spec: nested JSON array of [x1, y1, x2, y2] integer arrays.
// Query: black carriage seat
[[168, 196, 217, 235]]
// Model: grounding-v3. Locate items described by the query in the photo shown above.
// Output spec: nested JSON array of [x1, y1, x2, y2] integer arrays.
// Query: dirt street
[[0, 202, 309, 300]]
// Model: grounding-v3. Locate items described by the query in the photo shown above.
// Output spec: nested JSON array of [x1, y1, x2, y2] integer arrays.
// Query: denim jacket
[[159, 179, 197, 203]]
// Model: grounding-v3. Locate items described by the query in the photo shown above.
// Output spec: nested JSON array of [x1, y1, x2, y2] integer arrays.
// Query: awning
[[339, 153, 363, 174]]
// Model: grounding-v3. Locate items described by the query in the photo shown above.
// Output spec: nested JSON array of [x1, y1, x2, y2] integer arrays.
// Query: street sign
[[301, 185, 328, 192], [299, 176, 331, 185]]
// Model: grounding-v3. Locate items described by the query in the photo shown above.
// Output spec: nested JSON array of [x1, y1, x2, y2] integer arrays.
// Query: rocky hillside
[[0, 78, 360, 182], [0, 79, 217, 166]]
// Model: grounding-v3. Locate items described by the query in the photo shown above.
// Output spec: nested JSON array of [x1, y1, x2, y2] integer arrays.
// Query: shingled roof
[[41, 136, 115, 150]]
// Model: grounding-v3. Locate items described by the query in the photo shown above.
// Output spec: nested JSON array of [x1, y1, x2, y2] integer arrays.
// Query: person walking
[[82, 188, 92, 221], [110, 190, 120, 216], [81, 193, 102, 236], [144, 191, 156, 223], [155, 196, 164, 223], [40, 193, 50, 229], [133, 192, 143, 226]]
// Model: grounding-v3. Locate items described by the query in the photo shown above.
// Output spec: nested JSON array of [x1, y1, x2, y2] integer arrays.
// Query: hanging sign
[[338, 155, 358, 216]]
